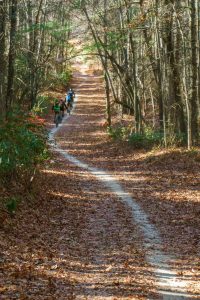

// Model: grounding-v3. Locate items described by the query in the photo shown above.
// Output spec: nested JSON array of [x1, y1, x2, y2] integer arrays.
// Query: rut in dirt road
[[51, 70, 198, 299]]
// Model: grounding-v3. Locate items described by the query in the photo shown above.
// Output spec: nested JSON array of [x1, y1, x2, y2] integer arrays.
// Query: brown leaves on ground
[[55, 71, 200, 297], [0, 66, 200, 299], [0, 154, 159, 299]]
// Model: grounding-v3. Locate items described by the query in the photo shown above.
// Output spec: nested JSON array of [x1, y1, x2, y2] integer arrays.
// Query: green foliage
[[164, 132, 186, 147], [0, 110, 49, 183], [70, 0, 84, 9], [107, 31, 127, 51], [5, 196, 21, 215], [107, 126, 129, 140], [128, 129, 186, 148], [50, 69, 72, 89], [32, 95, 50, 116], [83, 31, 127, 53], [58, 70, 72, 86], [83, 42, 102, 53], [128, 131, 163, 149], [19, 21, 71, 40], [108, 125, 187, 149]]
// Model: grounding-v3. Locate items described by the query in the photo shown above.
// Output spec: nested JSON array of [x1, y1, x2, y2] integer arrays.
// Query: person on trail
[[64, 88, 75, 115], [59, 99, 67, 118], [67, 88, 75, 101], [66, 93, 73, 112], [65, 95, 72, 115], [52, 100, 61, 123], [65, 92, 73, 103]]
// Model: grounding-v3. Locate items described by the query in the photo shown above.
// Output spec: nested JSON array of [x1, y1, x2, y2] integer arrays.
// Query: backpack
[[60, 101, 65, 110], [53, 104, 60, 112], [67, 94, 72, 102]]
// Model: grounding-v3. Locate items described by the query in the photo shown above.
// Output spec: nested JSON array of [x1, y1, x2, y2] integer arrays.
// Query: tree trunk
[[104, 0, 111, 126], [164, 0, 186, 134], [6, 0, 17, 112], [191, 0, 199, 144], [0, 0, 6, 117]]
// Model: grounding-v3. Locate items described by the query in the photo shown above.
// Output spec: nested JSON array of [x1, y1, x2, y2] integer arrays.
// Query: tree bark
[[104, 0, 111, 126], [191, 0, 199, 144], [6, 0, 18, 112], [0, 0, 6, 117]]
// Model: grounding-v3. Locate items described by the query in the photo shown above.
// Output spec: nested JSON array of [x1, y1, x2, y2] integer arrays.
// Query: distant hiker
[[68, 88, 75, 100], [59, 99, 67, 118], [66, 93, 73, 107], [52, 99, 61, 123], [66, 98, 72, 115]]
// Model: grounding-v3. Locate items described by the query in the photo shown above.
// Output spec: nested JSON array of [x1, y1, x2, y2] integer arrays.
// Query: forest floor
[[0, 62, 200, 300]]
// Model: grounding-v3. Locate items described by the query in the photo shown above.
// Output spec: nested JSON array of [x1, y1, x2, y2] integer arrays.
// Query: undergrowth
[[0, 109, 49, 213], [108, 125, 186, 149], [49, 69, 72, 89], [32, 95, 51, 116]]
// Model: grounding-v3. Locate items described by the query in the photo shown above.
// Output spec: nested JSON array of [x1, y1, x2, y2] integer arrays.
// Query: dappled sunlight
[[49, 191, 75, 200], [48, 70, 200, 299], [2, 61, 196, 300], [77, 83, 102, 87], [80, 94, 105, 99], [42, 169, 67, 176], [85, 131, 107, 137], [76, 104, 105, 109], [72, 113, 103, 117]]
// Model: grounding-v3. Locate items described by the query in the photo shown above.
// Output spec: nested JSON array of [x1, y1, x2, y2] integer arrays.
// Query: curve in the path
[[49, 76, 193, 300]]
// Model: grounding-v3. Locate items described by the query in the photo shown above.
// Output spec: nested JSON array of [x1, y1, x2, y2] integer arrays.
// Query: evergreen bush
[[0, 110, 49, 184]]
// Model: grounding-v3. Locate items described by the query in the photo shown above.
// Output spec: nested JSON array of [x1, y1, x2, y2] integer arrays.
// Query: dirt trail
[[49, 73, 158, 298], [1, 67, 199, 300]]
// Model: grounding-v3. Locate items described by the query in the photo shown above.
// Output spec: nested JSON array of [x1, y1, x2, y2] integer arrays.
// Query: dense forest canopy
[[0, 0, 200, 149], [0, 0, 73, 113]]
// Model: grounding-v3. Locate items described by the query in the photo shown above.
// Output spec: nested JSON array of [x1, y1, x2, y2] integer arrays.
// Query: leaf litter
[[0, 67, 199, 299]]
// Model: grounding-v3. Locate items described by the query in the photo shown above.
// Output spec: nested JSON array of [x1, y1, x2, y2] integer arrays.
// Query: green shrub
[[0, 110, 49, 184], [128, 131, 163, 148], [107, 126, 162, 148], [49, 69, 72, 89], [5, 196, 21, 215], [165, 132, 186, 147], [107, 126, 129, 140], [128, 130, 186, 148], [57, 70, 72, 86], [108, 124, 186, 149]]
